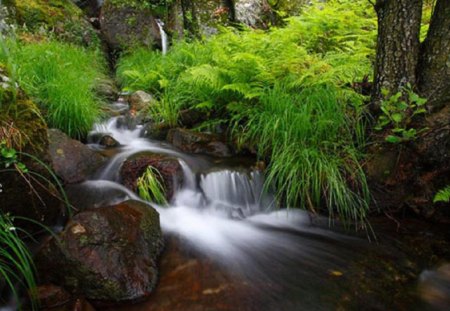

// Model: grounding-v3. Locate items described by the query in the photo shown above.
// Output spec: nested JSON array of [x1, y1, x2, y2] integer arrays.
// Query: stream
[[30, 100, 450, 310]]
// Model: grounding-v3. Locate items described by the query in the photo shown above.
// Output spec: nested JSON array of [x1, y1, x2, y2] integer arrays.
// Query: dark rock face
[[36, 200, 164, 303], [120, 153, 183, 200], [179, 108, 207, 127], [0, 82, 62, 228], [48, 129, 105, 184], [99, 135, 120, 148], [141, 122, 171, 140], [100, 0, 161, 51], [167, 128, 232, 157]]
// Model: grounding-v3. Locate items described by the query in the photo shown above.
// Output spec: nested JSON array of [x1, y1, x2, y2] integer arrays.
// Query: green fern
[[433, 186, 450, 203]]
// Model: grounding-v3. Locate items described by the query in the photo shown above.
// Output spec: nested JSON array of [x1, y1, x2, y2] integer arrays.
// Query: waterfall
[[156, 19, 168, 55]]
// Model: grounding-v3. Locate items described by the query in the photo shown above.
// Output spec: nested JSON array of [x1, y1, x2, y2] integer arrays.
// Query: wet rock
[[36, 284, 72, 309], [141, 122, 171, 140], [48, 129, 105, 184], [36, 200, 163, 303], [419, 263, 450, 311], [129, 90, 155, 112], [179, 108, 207, 127], [104, 237, 257, 311], [99, 135, 120, 148], [100, 0, 161, 51], [167, 128, 233, 157], [120, 153, 183, 200], [96, 78, 118, 101]]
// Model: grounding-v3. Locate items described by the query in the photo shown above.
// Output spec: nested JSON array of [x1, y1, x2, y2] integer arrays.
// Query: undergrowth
[[117, 0, 377, 227], [0, 213, 38, 310], [0, 37, 106, 139]]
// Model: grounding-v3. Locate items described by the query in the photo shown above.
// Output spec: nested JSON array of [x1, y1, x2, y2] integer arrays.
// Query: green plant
[[375, 85, 427, 143], [137, 166, 167, 205], [0, 213, 38, 310], [117, 0, 375, 227], [0, 38, 106, 139], [433, 186, 450, 203]]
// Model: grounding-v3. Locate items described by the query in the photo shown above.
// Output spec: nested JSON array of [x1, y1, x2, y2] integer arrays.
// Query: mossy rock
[[0, 68, 62, 230], [6, 0, 101, 48]]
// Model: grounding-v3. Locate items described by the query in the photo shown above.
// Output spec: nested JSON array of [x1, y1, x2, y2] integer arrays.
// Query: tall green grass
[[0, 38, 106, 139], [117, 0, 376, 227], [0, 213, 37, 310]]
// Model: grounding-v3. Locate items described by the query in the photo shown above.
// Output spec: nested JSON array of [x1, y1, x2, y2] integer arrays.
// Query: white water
[[156, 19, 168, 55]]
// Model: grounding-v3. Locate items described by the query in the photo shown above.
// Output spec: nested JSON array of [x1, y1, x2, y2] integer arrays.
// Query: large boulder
[[48, 129, 105, 184], [120, 153, 183, 200], [36, 200, 164, 303], [167, 128, 233, 157], [99, 0, 161, 51]]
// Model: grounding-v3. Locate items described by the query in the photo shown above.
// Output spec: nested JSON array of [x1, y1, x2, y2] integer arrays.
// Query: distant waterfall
[[156, 19, 168, 55]]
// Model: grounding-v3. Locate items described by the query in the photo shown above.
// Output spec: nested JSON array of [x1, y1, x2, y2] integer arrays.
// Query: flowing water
[[156, 19, 168, 55], [75, 101, 448, 311], [2, 101, 447, 311]]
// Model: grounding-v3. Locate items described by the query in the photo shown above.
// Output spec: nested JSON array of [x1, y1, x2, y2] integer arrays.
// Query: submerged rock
[[167, 128, 233, 157], [48, 129, 105, 184], [36, 200, 164, 303], [120, 153, 183, 200]]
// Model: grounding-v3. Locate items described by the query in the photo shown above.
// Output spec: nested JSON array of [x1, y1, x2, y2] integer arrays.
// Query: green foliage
[[0, 213, 38, 310], [0, 38, 106, 139], [0, 140, 27, 172], [375, 85, 427, 143], [117, 0, 375, 226], [137, 166, 167, 205], [433, 186, 450, 203], [109, 0, 173, 15]]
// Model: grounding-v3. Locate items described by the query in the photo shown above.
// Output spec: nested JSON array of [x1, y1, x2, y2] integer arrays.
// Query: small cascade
[[199, 170, 270, 218], [156, 19, 168, 55]]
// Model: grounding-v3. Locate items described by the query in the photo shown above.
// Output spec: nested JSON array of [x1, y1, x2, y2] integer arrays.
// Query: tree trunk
[[417, 0, 450, 111], [372, 0, 423, 104]]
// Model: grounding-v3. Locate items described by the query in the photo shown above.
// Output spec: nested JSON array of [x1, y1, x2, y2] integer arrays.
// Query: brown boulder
[[167, 128, 233, 157], [48, 129, 105, 184], [36, 200, 163, 303], [120, 153, 183, 200]]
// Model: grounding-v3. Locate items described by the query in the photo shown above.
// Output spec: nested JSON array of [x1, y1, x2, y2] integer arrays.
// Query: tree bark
[[417, 0, 450, 111], [372, 0, 423, 104]]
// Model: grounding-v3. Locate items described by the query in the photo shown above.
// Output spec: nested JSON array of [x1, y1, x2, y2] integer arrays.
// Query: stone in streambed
[[141, 122, 171, 140], [36, 200, 163, 303], [167, 128, 233, 157], [129, 90, 155, 112], [120, 153, 183, 200], [99, 135, 120, 148], [48, 129, 105, 184]]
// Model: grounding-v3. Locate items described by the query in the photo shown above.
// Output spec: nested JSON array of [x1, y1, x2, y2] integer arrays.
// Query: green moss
[[8, 0, 100, 48]]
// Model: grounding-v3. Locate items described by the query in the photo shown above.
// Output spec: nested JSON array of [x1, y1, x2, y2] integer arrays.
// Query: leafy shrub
[[0, 38, 106, 139], [375, 85, 428, 143], [117, 0, 376, 226]]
